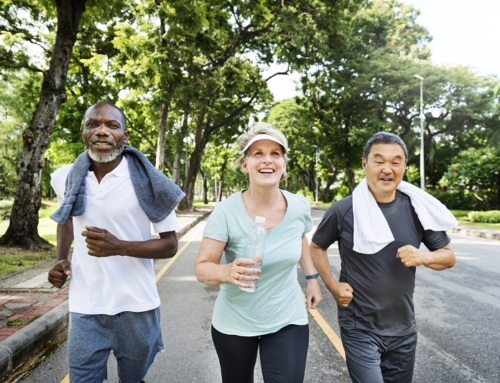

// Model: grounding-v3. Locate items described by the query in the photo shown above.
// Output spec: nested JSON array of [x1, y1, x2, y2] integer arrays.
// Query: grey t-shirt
[[312, 190, 451, 336]]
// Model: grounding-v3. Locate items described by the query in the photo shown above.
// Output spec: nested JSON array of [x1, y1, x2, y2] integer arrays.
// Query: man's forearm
[[118, 233, 179, 259], [310, 242, 339, 287], [424, 244, 456, 270], [57, 220, 74, 261]]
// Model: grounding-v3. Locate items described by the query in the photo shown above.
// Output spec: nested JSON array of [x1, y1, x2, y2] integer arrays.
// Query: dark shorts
[[68, 308, 164, 383], [341, 327, 417, 383]]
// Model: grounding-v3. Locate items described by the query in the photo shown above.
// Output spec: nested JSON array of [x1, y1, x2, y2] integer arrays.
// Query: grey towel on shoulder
[[50, 146, 185, 224]]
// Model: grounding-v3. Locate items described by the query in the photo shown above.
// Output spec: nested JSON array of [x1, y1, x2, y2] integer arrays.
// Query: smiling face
[[362, 142, 406, 202], [242, 139, 286, 188], [82, 103, 129, 164]]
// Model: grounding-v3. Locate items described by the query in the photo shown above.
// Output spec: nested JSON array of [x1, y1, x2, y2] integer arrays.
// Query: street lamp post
[[313, 145, 319, 205], [414, 74, 425, 190]]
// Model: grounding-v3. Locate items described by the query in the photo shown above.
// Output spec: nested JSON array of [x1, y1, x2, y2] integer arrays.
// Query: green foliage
[[0, 71, 43, 197], [468, 211, 500, 224], [440, 147, 500, 190], [1, 0, 500, 212], [6, 319, 24, 327], [201, 142, 246, 198], [403, 165, 420, 186], [428, 189, 493, 211], [0, 200, 13, 219]]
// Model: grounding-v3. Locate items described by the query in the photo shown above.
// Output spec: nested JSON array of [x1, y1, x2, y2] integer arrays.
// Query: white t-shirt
[[51, 156, 180, 315]]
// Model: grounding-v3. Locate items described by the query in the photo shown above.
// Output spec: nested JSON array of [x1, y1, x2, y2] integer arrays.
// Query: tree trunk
[[155, 103, 168, 171], [217, 176, 224, 202], [0, 0, 87, 250], [346, 169, 356, 194], [199, 168, 209, 204], [172, 151, 181, 186], [177, 89, 257, 211], [177, 143, 204, 211]]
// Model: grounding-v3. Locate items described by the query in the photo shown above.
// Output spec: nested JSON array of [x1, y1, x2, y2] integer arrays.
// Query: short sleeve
[[203, 203, 229, 243], [422, 230, 451, 251], [311, 203, 342, 250], [50, 165, 72, 205], [152, 209, 180, 233], [297, 194, 313, 234]]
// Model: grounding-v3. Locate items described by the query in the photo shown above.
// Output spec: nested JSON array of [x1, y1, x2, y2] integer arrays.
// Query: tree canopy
[[1, 0, 499, 249]]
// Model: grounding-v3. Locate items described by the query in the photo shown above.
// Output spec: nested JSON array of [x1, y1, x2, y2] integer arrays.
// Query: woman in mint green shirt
[[195, 122, 322, 383]]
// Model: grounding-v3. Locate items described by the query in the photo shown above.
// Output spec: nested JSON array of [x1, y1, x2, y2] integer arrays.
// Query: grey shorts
[[340, 327, 417, 383], [68, 307, 164, 383]]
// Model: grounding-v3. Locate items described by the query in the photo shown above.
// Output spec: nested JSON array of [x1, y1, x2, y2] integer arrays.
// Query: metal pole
[[414, 74, 425, 190], [312, 145, 318, 205]]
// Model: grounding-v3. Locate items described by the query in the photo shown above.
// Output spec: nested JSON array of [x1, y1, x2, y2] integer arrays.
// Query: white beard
[[87, 145, 124, 163]]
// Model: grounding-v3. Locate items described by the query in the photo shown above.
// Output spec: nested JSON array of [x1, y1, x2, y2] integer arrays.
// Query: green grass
[[450, 209, 500, 229], [192, 200, 216, 209], [0, 199, 58, 278], [0, 250, 56, 278], [7, 319, 24, 327]]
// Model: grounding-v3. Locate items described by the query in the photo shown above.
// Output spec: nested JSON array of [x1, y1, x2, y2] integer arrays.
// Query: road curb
[[451, 227, 500, 241], [0, 209, 212, 381], [176, 210, 211, 239], [0, 301, 69, 379]]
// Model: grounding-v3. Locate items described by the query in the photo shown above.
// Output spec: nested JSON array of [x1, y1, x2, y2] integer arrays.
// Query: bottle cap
[[255, 216, 266, 224]]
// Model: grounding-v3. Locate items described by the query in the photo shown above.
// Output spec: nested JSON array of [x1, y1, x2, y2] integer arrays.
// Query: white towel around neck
[[352, 178, 458, 254]]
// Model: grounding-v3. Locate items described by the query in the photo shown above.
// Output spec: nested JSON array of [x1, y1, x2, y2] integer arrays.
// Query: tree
[[0, 0, 87, 249], [101, 0, 358, 211], [0, 71, 41, 198], [441, 147, 500, 209], [296, 0, 500, 195], [295, 0, 431, 193]]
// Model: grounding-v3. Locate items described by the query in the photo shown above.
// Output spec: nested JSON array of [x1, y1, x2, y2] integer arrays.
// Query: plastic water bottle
[[239, 216, 266, 292]]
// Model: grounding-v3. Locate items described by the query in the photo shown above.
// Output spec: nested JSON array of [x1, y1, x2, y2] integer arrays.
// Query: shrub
[[428, 190, 494, 211], [468, 211, 500, 223]]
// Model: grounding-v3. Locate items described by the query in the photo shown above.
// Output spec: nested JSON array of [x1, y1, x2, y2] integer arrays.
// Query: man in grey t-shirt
[[310, 132, 456, 383]]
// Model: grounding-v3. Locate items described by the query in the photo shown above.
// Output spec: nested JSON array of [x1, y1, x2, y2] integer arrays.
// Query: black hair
[[363, 132, 408, 162]]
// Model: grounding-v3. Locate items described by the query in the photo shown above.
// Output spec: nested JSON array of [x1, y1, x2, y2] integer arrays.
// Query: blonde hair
[[235, 122, 289, 167]]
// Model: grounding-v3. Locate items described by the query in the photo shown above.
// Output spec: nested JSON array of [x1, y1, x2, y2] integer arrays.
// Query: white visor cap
[[242, 134, 288, 154]]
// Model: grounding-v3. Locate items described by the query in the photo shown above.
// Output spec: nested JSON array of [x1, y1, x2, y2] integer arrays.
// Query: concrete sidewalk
[[0, 207, 212, 381]]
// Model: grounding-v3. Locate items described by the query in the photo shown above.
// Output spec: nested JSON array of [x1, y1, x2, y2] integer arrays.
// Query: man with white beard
[[48, 102, 185, 383]]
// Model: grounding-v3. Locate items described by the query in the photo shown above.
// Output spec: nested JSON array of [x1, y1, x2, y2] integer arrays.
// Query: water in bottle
[[239, 216, 266, 292]]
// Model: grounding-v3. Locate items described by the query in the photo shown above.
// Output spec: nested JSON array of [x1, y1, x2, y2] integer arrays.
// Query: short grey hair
[[363, 132, 408, 162], [235, 122, 289, 167]]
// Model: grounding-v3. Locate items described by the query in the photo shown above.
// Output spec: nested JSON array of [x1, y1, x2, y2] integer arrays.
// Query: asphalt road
[[16, 209, 500, 383]]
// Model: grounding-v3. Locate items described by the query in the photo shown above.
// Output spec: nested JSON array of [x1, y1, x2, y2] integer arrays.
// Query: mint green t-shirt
[[203, 190, 313, 336]]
